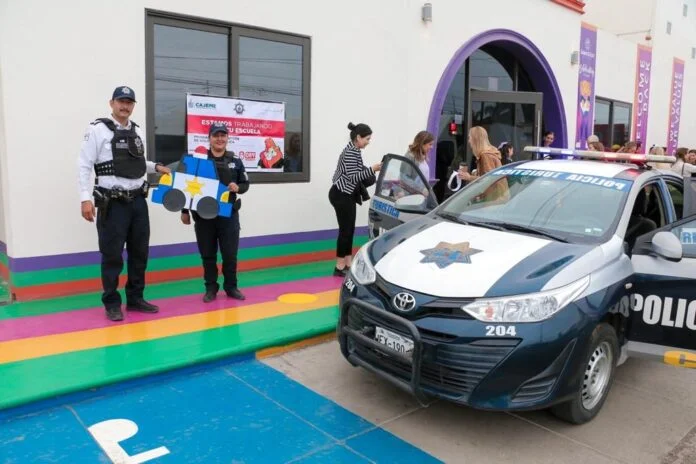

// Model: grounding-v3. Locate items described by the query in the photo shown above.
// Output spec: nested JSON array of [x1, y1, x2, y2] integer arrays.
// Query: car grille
[[347, 306, 519, 398], [372, 276, 474, 319]]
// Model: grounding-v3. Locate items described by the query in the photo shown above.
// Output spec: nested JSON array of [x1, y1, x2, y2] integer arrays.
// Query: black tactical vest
[[210, 151, 236, 187], [94, 118, 146, 179]]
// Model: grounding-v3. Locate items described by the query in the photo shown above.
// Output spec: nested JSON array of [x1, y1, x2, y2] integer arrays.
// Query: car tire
[[550, 323, 619, 425]]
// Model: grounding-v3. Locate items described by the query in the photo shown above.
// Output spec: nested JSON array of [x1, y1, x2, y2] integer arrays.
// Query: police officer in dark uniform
[[181, 122, 249, 302], [78, 86, 171, 321]]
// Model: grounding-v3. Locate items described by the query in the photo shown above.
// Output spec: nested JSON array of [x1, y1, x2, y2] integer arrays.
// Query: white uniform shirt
[[78, 116, 157, 202]]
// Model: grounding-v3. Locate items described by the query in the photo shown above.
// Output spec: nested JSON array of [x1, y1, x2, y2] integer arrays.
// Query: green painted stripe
[[11, 236, 367, 287], [0, 260, 340, 320], [0, 253, 8, 267], [0, 306, 339, 411]]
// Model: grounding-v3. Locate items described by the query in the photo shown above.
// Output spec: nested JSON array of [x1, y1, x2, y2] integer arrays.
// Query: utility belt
[[93, 182, 149, 207]]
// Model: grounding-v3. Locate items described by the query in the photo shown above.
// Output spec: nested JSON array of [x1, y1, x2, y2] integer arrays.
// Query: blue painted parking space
[[0, 359, 440, 463]]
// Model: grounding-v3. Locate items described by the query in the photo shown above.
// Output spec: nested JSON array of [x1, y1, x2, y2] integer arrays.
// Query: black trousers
[[193, 212, 240, 292], [329, 185, 356, 258], [96, 195, 150, 309]]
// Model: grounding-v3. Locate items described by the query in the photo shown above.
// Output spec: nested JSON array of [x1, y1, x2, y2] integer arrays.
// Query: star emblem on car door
[[419, 241, 482, 268]]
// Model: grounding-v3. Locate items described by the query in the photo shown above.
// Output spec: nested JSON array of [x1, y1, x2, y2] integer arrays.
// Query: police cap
[[112, 86, 136, 102], [209, 122, 229, 136]]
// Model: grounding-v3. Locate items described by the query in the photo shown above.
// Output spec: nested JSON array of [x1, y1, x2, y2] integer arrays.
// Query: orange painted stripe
[[13, 248, 357, 301], [0, 289, 339, 364], [256, 332, 337, 359]]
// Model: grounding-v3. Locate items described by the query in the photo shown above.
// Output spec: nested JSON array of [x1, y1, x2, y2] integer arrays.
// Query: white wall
[[0, 0, 582, 258], [648, 0, 696, 150], [0, 1, 11, 254]]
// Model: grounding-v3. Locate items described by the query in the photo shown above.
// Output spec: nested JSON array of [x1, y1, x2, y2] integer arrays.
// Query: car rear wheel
[[551, 323, 618, 424]]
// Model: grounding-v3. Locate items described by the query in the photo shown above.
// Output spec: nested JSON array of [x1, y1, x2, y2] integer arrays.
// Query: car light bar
[[523, 146, 677, 164]]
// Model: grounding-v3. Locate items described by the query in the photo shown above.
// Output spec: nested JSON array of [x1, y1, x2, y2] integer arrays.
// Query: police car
[[338, 147, 696, 424]]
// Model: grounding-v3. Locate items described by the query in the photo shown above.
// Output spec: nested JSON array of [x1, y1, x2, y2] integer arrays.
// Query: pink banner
[[631, 45, 652, 154], [667, 58, 685, 155]]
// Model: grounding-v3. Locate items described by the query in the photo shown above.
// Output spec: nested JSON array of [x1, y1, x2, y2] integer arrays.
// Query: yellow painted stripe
[[256, 332, 337, 359], [0, 290, 339, 364]]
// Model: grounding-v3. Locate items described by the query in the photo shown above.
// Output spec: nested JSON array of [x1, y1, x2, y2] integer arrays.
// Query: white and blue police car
[[338, 147, 696, 424]]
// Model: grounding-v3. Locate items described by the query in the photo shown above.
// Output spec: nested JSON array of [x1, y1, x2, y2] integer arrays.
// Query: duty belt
[[95, 183, 149, 201]]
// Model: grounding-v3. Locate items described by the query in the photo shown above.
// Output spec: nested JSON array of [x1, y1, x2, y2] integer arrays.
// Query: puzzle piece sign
[[151, 153, 233, 219]]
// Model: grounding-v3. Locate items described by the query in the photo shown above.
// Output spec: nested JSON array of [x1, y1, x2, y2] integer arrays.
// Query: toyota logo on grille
[[392, 292, 416, 312]]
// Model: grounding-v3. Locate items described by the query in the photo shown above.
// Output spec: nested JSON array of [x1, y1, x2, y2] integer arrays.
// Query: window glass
[[613, 104, 631, 148], [153, 25, 228, 167], [438, 168, 632, 243], [377, 157, 430, 202], [468, 49, 514, 92], [667, 182, 684, 220], [672, 217, 696, 257], [239, 37, 304, 173], [593, 99, 611, 148]]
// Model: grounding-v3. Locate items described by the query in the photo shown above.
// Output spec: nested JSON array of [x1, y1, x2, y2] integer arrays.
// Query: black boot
[[203, 290, 217, 303], [106, 306, 124, 321], [126, 299, 159, 313], [225, 288, 246, 300]]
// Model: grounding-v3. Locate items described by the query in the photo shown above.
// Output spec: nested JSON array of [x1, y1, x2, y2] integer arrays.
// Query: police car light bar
[[523, 146, 677, 164]]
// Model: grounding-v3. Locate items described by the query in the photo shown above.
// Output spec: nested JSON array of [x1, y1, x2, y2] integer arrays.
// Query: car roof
[[514, 159, 641, 178]]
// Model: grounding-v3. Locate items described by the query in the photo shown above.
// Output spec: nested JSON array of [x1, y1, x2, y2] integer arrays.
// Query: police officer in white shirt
[[78, 86, 171, 321]]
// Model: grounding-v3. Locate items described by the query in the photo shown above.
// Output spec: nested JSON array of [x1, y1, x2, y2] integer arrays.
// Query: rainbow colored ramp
[[0, 261, 346, 412]]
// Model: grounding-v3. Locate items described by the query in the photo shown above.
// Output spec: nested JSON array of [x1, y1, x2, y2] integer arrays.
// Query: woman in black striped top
[[329, 122, 382, 276]]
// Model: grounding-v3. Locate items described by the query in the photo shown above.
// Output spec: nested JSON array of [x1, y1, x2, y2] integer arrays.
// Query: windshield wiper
[[473, 221, 569, 243], [437, 211, 468, 225]]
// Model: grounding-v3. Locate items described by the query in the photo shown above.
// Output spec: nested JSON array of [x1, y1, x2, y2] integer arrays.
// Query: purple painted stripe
[[0, 276, 342, 342], [9, 226, 369, 273]]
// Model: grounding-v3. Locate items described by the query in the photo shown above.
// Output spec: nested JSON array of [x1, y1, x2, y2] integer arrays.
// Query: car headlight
[[350, 243, 376, 285], [462, 275, 590, 323]]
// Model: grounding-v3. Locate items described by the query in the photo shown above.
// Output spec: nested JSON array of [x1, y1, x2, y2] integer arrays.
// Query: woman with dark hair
[[329, 122, 382, 276], [498, 142, 515, 165]]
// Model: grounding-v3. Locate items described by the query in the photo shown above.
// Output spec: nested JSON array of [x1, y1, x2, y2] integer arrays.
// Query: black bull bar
[[339, 297, 430, 406]]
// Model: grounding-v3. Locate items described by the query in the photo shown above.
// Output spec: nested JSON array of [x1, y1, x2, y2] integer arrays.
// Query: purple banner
[[575, 22, 597, 149], [667, 58, 685, 155], [632, 45, 652, 154]]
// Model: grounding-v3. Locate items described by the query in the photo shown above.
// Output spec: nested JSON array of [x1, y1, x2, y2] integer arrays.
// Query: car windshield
[[436, 166, 633, 243]]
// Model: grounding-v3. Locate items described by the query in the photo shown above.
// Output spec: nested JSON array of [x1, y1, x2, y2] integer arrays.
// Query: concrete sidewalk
[[265, 340, 696, 464]]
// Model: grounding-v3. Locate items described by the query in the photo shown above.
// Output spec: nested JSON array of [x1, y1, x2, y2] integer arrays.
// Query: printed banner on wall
[[631, 45, 652, 154], [574, 22, 597, 150], [186, 94, 286, 172], [666, 58, 685, 155]]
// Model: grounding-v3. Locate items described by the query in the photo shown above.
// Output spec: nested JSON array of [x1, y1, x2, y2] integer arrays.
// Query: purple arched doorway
[[426, 29, 567, 176]]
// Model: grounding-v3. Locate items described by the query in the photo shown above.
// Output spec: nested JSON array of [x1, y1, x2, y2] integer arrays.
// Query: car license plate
[[375, 326, 414, 353]]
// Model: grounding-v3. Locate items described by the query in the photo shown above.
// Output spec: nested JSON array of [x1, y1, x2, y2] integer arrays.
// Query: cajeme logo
[[609, 293, 696, 330], [188, 101, 217, 110]]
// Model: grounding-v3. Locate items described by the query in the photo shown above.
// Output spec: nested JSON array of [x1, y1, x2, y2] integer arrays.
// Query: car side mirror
[[395, 194, 429, 213], [651, 231, 683, 262]]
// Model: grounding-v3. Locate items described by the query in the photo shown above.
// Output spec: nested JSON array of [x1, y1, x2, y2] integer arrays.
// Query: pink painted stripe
[[0, 276, 343, 342]]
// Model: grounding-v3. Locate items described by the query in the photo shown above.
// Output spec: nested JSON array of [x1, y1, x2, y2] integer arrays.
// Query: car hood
[[372, 219, 593, 298]]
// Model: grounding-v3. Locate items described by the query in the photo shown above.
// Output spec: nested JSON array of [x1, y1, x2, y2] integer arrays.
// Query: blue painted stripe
[[227, 360, 373, 440], [1, 358, 438, 463], [484, 242, 591, 297]]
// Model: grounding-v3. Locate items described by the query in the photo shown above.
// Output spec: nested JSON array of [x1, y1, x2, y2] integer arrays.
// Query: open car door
[[368, 154, 438, 239], [626, 211, 696, 368]]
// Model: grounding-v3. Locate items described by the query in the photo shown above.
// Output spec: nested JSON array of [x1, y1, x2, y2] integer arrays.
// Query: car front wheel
[[551, 323, 619, 424]]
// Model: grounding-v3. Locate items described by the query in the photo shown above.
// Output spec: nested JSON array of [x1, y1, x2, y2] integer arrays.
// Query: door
[[368, 155, 438, 239], [468, 89, 543, 164], [626, 211, 696, 367]]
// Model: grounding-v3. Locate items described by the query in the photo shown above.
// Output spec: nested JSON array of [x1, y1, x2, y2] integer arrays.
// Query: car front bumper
[[337, 277, 598, 411]]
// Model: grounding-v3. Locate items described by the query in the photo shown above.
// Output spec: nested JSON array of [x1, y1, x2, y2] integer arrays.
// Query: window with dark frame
[[593, 97, 632, 150], [145, 11, 311, 183]]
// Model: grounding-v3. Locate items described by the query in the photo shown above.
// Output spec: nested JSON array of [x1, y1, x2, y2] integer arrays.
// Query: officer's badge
[[419, 241, 482, 269], [134, 138, 143, 153]]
